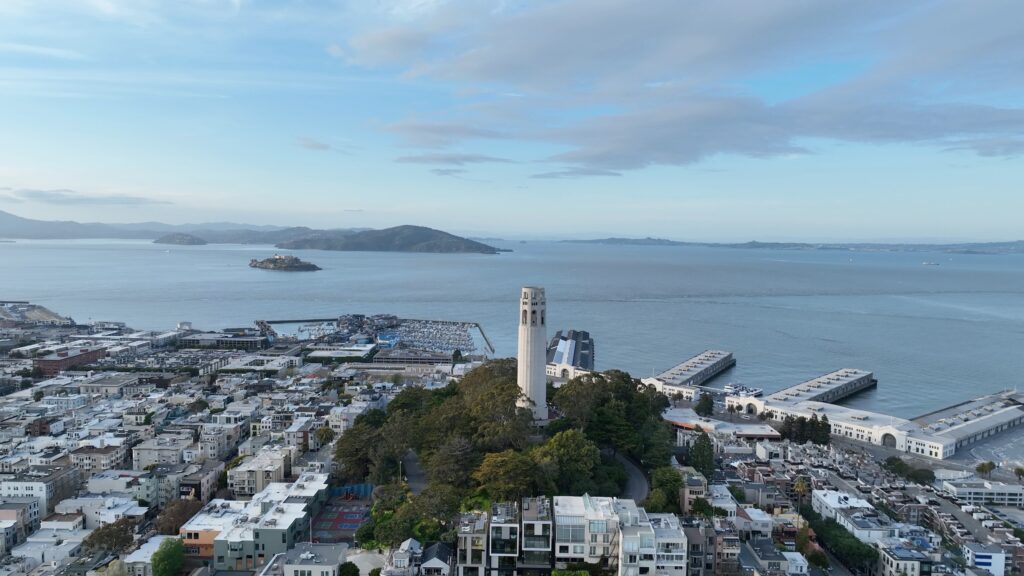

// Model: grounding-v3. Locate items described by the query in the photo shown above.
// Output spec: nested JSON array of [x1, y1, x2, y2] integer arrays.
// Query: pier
[[641, 350, 735, 400]]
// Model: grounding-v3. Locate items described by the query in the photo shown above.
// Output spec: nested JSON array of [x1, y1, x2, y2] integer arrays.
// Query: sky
[[0, 0, 1022, 241]]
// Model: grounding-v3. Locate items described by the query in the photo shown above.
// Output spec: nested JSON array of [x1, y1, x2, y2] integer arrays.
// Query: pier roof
[[762, 369, 873, 406], [653, 350, 732, 386]]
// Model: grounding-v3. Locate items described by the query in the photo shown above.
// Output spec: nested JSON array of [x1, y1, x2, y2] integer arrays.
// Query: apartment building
[[0, 464, 81, 513], [489, 502, 520, 576], [457, 512, 489, 576], [131, 432, 196, 470], [519, 498, 553, 576], [615, 500, 656, 576], [181, 473, 328, 572], [227, 446, 293, 498], [70, 445, 127, 474], [553, 495, 619, 568], [647, 514, 687, 576]]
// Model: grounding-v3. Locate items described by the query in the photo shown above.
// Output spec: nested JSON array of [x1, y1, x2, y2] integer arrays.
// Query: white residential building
[[810, 490, 873, 520]]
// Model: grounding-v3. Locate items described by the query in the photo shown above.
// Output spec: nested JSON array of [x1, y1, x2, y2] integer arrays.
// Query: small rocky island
[[154, 233, 207, 245], [249, 254, 321, 271]]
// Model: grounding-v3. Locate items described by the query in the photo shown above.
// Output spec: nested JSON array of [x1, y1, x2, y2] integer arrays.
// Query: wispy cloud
[[396, 153, 513, 165], [0, 42, 87, 61], [296, 136, 331, 151], [386, 121, 509, 149], [4, 188, 170, 205], [531, 167, 621, 179], [430, 168, 467, 177]]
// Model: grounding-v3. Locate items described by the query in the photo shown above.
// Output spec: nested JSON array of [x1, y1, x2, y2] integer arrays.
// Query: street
[[615, 453, 650, 502]]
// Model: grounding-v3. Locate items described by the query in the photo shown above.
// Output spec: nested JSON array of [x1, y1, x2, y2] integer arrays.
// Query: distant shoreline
[[562, 237, 1024, 255]]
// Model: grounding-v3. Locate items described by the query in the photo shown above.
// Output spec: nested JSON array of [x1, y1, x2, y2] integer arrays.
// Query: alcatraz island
[[249, 254, 321, 271]]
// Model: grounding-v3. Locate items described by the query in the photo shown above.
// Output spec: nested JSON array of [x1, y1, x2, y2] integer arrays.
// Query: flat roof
[[653, 350, 732, 386], [763, 369, 873, 405], [284, 542, 346, 566]]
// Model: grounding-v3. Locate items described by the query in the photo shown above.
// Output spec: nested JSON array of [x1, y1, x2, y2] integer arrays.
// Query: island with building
[[249, 255, 321, 271]]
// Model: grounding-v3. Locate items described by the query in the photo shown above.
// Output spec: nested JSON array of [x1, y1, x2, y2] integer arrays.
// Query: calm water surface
[[3, 239, 1023, 417]]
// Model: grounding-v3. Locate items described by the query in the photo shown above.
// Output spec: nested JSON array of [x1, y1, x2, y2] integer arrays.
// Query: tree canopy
[[688, 432, 715, 480], [155, 499, 204, 535], [151, 538, 184, 576], [82, 518, 135, 553], [694, 393, 714, 417]]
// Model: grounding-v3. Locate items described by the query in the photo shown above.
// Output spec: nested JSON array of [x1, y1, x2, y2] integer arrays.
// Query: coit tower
[[517, 286, 547, 421]]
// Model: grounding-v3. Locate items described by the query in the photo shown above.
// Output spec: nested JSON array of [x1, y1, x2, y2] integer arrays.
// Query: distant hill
[[565, 237, 1024, 255], [277, 225, 500, 254], [0, 209, 154, 239], [154, 233, 207, 245], [0, 210, 496, 255], [0, 210, 357, 244]]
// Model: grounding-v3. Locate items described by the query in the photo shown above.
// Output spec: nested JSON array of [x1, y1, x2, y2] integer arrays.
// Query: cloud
[[296, 136, 331, 151], [943, 138, 1024, 158], [0, 42, 87, 61], [386, 121, 508, 149], [430, 168, 467, 177], [395, 153, 513, 165], [531, 168, 621, 179], [7, 188, 170, 205], [343, 0, 1024, 175]]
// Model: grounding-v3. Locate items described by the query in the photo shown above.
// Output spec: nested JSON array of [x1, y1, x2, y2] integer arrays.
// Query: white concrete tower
[[517, 286, 547, 421]]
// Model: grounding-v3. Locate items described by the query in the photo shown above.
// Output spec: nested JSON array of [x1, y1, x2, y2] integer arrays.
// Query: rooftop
[[763, 369, 874, 406], [652, 350, 732, 386], [284, 542, 347, 566], [124, 536, 176, 565], [491, 502, 519, 524], [522, 497, 551, 522]]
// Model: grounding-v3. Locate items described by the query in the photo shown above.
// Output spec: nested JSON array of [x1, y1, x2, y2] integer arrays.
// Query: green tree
[[793, 477, 810, 508], [908, 468, 935, 485], [691, 497, 714, 518], [155, 499, 203, 535], [727, 485, 746, 503], [977, 461, 997, 478], [457, 360, 533, 452], [806, 549, 829, 570], [689, 432, 715, 480], [82, 517, 135, 553], [316, 426, 336, 446], [694, 393, 714, 417], [412, 483, 462, 527], [1015, 467, 1024, 483], [335, 419, 383, 482], [33, 390, 44, 402], [638, 418, 673, 470], [650, 467, 684, 512], [473, 450, 537, 501], [726, 404, 736, 421], [533, 429, 601, 495], [187, 399, 208, 414], [151, 538, 184, 576], [818, 415, 832, 445], [339, 562, 360, 576], [426, 437, 476, 487], [643, 488, 670, 513]]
